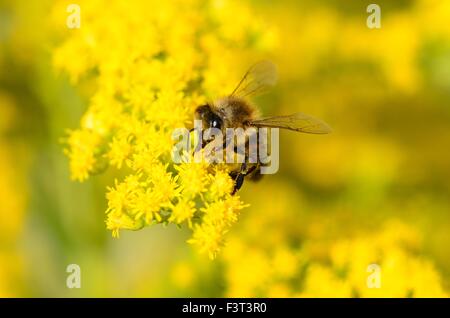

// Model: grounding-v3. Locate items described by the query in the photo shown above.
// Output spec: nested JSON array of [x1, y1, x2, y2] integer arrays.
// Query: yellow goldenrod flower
[[174, 161, 209, 199], [188, 223, 225, 260], [57, 0, 274, 257], [205, 167, 235, 201], [106, 212, 145, 238], [216, 183, 450, 297], [65, 129, 103, 182], [189, 195, 247, 259], [169, 199, 196, 228]]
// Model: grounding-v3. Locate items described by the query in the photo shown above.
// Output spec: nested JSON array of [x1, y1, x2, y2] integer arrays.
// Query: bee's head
[[194, 104, 223, 130]]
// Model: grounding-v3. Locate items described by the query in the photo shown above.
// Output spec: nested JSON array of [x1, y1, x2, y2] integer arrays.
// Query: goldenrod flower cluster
[[55, 0, 273, 258], [216, 183, 449, 297], [221, 220, 448, 297]]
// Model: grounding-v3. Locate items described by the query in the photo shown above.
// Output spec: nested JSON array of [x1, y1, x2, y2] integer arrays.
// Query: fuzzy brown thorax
[[212, 96, 258, 129]]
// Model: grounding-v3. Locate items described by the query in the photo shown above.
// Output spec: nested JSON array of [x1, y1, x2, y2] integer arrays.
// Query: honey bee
[[194, 61, 331, 194]]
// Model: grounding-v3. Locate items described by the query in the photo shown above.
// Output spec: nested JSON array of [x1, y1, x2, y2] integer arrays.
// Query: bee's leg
[[232, 174, 245, 195], [231, 162, 247, 195], [230, 136, 253, 194], [229, 170, 238, 180], [245, 165, 257, 176], [248, 165, 264, 181]]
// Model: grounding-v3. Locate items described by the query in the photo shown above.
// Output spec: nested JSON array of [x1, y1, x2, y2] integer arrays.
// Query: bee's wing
[[229, 60, 278, 98], [249, 112, 332, 134]]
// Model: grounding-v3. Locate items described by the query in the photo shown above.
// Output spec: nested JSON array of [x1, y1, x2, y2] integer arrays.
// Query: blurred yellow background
[[1, 0, 450, 297]]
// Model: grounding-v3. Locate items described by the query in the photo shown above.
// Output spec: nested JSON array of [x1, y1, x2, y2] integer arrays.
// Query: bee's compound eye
[[210, 118, 221, 129]]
